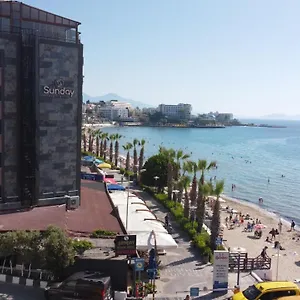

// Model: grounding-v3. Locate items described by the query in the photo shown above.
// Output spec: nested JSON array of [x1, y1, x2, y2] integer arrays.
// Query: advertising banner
[[213, 250, 229, 290]]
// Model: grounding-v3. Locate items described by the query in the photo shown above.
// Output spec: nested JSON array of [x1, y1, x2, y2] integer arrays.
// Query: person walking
[[278, 220, 283, 234], [291, 220, 296, 231]]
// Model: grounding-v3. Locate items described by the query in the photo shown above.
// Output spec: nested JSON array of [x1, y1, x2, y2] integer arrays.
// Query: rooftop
[[0, 181, 123, 235]]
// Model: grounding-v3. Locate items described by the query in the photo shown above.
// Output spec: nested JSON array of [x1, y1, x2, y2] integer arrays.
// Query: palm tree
[[94, 129, 102, 157], [196, 182, 212, 234], [174, 150, 190, 181], [132, 138, 140, 174], [109, 134, 115, 162], [102, 133, 109, 160], [181, 175, 191, 218], [99, 132, 105, 157], [138, 139, 146, 172], [122, 143, 133, 171], [210, 180, 224, 250], [81, 127, 87, 152], [114, 134, 123, 167], [189, 161, 198, 207], [159, 147, 176, 200], [196, 159, 217, 232]]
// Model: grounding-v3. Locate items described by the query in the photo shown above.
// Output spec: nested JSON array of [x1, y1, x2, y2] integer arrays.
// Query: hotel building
[[0, 1, 83, 211]]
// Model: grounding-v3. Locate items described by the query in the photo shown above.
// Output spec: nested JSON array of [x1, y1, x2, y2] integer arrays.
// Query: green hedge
[[142, 186, 213, 261], [90, 229, 116, 238]]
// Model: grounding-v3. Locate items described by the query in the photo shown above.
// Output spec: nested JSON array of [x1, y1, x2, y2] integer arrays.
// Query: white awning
[[109, 191, 177, 251]]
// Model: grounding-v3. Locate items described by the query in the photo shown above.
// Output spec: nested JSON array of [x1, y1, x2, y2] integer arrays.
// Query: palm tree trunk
[[114, 141, 119, 167], [139, 146, 144, 171], [190, 175, 197, 206], [109, 142, 113, 162], [83, 134, 87, 152], [184, 188, 189, 218], [196, 192, 205, 233], [100, 140, 103, 157], [96, 137, 99, 156], [103, 140, 107, 160], [167, 162, 173, 199], [126, 151, 130, 171]]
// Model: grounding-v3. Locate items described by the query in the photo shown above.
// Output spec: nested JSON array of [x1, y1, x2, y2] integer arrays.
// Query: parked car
[[44, 271, 112, 300], [231, 281, 300, 300]]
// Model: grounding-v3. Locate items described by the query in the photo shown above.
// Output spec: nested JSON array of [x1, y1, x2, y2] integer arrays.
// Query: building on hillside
[[215, 113, 233, 122], [142, 107, 157, 115], [98, 100, 131, 121], [158, 103, 192, 120], [0, 1, 83, 211]]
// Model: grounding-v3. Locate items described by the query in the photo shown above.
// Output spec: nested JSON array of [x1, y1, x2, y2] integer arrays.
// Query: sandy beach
[[218, 195, 300, 283]]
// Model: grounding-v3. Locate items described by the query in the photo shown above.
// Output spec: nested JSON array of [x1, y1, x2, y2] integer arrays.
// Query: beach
[[219, 195, 300, 283]]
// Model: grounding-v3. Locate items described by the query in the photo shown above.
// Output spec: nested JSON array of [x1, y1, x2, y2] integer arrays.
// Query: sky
[[26, 0, 300, 117]]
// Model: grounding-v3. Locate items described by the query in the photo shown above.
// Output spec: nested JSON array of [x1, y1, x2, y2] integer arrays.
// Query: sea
[[101, 120, 300, 225]]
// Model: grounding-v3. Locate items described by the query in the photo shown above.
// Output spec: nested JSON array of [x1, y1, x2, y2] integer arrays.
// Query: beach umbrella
[[254, 224, 266, 230], [83, 155, 94, 162], [98, 162, 112, 169], [94, 158, 103, 164]]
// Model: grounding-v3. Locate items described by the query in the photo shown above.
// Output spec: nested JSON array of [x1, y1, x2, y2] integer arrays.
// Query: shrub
[[90, 229, 116, 238], [72, 240, 93, 255]]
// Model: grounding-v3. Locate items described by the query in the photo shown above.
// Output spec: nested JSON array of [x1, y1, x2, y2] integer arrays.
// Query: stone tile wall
[[38, 41, 82, 198], [0, 36, 19, 203]]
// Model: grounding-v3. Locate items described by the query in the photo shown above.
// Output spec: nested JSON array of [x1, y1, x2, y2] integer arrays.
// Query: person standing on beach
[[260, 246, 268, 260], [291, 220, 296, 231], [278, 220, 283, 233]]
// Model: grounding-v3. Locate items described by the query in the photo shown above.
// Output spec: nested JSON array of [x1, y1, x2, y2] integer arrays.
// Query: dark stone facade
[[0, 35, 20, 207], [37, 40, 82, 201]]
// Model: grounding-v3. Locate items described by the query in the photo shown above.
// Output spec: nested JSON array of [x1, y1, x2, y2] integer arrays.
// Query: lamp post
[[154, 176, 159, 193], [172, 189, 179, 202], [126, 183, 130, 231], [276, 218, 281, 280], [237, 251, 241, 287]]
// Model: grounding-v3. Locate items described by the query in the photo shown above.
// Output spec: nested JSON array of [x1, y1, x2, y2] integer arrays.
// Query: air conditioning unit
[[66, 196, 80, 210]]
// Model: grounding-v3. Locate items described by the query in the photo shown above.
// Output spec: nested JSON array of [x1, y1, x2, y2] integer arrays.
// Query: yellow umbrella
[[98, 163, 112, 169]]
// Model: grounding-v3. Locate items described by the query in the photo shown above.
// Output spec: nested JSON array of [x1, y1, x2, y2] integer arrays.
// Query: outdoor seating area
[[108, 190, 178, 251]]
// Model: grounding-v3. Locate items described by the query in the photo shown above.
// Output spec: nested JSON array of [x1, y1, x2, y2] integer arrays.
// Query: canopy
[[134, 231, 178, 251], [104, 178, 117, 184], [98, 163, 112, 169], [95, 158, 103, 164], [83, 155, 94, 162], [107, 184, 125, 191]]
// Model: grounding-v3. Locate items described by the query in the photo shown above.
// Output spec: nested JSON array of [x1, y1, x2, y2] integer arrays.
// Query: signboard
[[115, 235, 136, 255], [213, 250, 229, 290], [147, 268, 157, 280], [134, 258, 145, 271], [190, 287, 199, 297], [42, 79, 75, 98], [216, 237, 223, 246]]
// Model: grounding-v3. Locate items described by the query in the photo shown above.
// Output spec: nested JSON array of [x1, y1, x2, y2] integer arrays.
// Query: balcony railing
[[0, 25, 80, 43]]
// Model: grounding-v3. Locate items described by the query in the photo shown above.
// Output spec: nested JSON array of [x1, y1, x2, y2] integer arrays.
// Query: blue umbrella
[[83, 156, 94, 162], [107, 184, 125, 191], [94, 158, 103, 164]]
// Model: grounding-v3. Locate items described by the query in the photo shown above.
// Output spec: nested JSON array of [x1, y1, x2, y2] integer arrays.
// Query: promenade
[[112, 171, 257, 299]]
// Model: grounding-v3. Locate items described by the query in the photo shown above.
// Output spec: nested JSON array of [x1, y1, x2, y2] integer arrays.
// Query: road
[[0, 283, 43, 300]]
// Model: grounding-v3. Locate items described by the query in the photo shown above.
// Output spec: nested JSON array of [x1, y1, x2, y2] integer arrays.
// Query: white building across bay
[[158, 103, 192, 119]]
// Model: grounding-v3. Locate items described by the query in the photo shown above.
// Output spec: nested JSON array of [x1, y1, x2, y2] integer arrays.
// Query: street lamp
[[172, 189, 179, 202], [153, 176, 159, 193], [276, 218, 281, 280]]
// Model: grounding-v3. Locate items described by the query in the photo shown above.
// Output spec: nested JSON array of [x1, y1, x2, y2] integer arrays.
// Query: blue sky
[[26, 0, 300, 117]]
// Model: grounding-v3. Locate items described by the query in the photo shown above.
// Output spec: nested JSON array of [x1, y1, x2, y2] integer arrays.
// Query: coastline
[[218, 194, 300, 282]]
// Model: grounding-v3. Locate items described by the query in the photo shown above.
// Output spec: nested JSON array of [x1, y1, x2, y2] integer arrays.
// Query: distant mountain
[[83, 93, 153, 109], [260, 114, 300, 120]]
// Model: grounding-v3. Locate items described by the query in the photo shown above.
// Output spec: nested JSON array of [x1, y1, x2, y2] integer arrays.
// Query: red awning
[[104, 178, 117, 184]]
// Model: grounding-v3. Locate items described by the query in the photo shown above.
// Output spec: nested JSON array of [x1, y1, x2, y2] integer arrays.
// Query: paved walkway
[[132, 188, 256, 300]]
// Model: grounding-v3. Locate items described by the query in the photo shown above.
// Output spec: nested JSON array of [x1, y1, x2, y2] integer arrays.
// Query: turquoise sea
[[102, 120, 300, 224]]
